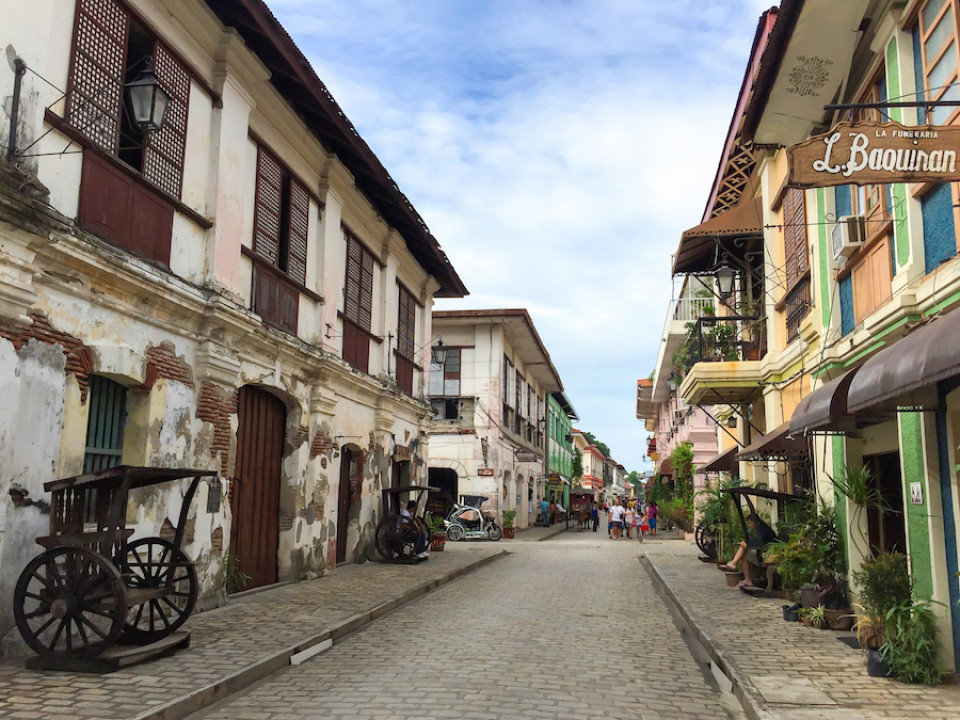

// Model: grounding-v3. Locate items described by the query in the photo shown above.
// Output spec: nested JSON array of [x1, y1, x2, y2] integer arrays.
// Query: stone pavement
[[194, 526, 736, 720], [0, 541, 508, 720], [642, 540, 960, 720]]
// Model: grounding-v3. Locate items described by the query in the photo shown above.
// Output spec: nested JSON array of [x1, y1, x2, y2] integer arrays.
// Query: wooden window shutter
[[277, 282, 299, 334], [783, 188, 808, 286], [287, 179, 309, 286], [254, 147, 283, 266], [143, 42, 190, 198], [359, 249, 374, 332], [397, 287, 416, 360], [67, 0, 129, 154], [344, 235, 362, 323]]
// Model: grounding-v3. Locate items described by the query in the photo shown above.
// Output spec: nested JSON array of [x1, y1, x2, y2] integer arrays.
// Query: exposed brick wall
[[310, 429, 336, 458], [196, 381, 237, 475], [144, 342, 194, 390], [0, 313, 93, 401]]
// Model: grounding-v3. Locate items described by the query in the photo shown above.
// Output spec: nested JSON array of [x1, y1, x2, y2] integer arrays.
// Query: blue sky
[[264, 0, 774, 473]]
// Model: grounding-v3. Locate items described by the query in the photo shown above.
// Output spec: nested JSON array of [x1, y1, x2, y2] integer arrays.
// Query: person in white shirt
[[608, 499, 625, 540]]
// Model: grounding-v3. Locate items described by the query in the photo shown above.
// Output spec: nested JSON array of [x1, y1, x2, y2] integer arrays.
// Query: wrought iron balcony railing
[[674, 315, 766, 373]]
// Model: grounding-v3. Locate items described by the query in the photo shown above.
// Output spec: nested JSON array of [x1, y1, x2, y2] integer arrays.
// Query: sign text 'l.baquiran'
[[787, 121, 960, 188]]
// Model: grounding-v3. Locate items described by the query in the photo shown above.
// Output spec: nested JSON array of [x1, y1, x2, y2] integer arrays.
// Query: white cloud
[[265, 0, 769, 471]]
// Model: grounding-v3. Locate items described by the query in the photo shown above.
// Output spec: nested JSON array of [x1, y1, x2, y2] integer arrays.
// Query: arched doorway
[[336, 446, 363, 565], [232, 386, 286, 590]]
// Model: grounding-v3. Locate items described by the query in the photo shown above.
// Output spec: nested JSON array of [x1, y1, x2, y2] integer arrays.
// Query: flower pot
[[429, 532, 446, 551], [503, 526, 515, 539], [723, 571, 743, 587], [825, 608, 854, 631], [782, 604, 800, 622], [866, 648, 891, 678]]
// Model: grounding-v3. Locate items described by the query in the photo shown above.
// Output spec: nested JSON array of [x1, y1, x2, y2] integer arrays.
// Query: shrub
[[881, 601, 944, 685]]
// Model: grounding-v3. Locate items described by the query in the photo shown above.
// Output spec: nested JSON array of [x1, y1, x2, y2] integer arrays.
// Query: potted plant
[[851, 552, 912, 678], [880, 600, 944, 685], [428, 514, 447, 551], [799, 605, 828, 629], [502, 509, 517, 539]]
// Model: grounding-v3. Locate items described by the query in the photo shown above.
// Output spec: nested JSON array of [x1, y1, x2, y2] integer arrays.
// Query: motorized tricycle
[[444, 495, 502, 542]]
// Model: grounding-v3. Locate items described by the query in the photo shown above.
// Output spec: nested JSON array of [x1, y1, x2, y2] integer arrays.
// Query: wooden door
[[231, 386, 286, 590], [336, 448, 353, 564]]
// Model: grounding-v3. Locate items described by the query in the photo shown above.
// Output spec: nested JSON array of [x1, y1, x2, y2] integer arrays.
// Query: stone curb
[[131, 549, 508, 720], [640, 553, 777, 720]]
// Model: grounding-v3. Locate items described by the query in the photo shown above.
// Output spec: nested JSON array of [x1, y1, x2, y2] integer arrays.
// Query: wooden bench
[[741, 557, 786, 599]]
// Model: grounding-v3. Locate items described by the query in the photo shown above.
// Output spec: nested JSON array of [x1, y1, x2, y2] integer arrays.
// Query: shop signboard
[[478, 468, 494, 476], [515, 449, 537, 463], [787, 121, 960, 188]]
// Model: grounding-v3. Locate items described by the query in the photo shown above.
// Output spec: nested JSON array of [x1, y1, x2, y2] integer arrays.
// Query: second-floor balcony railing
[[675, 315, 766, 372], [673, 296, 715, 324]]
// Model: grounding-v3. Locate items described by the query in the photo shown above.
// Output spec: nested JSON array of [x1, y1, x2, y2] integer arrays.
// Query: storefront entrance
[[864, 451, 907, 555]]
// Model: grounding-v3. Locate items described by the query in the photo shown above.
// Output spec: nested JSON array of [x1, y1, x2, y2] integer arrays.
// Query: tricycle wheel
[[446, 524, 464, 542], [487, 524, 503, 541], [14, 547, 126, 658], [118, 538, 197, 643]]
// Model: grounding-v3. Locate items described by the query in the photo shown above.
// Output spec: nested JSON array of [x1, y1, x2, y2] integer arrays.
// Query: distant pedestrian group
[[605, 498, 650, 540]]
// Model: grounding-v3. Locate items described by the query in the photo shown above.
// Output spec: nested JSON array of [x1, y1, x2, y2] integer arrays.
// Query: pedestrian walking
[[647, 500, 658, 537], [609, 498, 624, 540], [591, 501, 600, 532], [540, 498, 549, 526], [623, 502, 635, 539]]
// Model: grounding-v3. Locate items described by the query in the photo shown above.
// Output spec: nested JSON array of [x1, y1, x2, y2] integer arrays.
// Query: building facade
[[425, 309, 563, 529], [0, 0, 465, 655], [662, 0, 960, 670]]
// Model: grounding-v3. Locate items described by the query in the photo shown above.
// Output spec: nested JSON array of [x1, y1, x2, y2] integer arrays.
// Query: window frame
[[342, 231, 378, 372]]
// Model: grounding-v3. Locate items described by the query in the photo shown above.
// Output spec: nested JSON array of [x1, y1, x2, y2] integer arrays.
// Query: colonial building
[[425, 309, 563, 529], [0, 0, 465, 654], [544, 391, 578, 522], [573, 429, 606, 502], [662, 0, 960, 670]]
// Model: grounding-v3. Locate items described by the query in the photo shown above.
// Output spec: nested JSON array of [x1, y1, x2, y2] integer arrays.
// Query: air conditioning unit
[[831, 215, 866, 260]]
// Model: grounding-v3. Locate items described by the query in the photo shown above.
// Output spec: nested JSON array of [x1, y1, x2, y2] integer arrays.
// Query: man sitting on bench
[[722, 513, 778, 590]]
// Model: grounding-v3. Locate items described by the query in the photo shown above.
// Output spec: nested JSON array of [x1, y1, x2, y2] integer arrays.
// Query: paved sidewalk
[[643, 541, 960, 720], [0, 543, 507, 720]]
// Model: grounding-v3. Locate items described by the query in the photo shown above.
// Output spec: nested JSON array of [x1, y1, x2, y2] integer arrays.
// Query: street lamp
[[666, 373, 678, 392], [126, 59, 170, 134], [430, 339, 449, 366], [715, 262, 737, 300]]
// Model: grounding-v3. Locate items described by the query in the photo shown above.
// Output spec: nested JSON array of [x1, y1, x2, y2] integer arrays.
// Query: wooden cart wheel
[[375, 515, 395, 559], [118, 538, 198, 644], [14, 547, 127, 658]]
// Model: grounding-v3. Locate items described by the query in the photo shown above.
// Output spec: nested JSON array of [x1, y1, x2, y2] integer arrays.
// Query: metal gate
[[231, 386, 286, 590]]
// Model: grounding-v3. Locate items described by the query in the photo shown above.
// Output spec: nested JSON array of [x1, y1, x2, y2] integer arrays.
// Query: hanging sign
[[515, 449, 538, 463], [787, 121, 960, 188]]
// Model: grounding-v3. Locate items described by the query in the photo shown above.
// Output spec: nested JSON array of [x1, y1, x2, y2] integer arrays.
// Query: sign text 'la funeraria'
[[787, 121, 960, 188]]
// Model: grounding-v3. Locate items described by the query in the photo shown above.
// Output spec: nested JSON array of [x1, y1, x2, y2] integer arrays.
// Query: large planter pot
[[825, 608, 854, 631], [866, 648, 891, 678], [503, 526, 516, 539], [430, 532, 446, 551], [800, 585, 820, 608]]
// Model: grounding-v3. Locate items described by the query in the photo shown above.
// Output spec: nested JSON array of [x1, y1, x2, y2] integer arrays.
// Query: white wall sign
[[910, 482, 923, 505]]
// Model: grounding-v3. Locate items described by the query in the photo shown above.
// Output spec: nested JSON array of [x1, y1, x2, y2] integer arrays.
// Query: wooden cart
[[373, 486, 437, 563], [13, 465, 217, 672]]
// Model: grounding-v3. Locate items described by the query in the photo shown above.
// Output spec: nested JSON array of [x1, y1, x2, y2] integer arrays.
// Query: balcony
[[675, 315, 766, 405], [430, 397, 476, 429]]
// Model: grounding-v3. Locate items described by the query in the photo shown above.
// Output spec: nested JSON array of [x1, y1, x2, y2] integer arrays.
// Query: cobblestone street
[[192, 533, 736, 720]]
